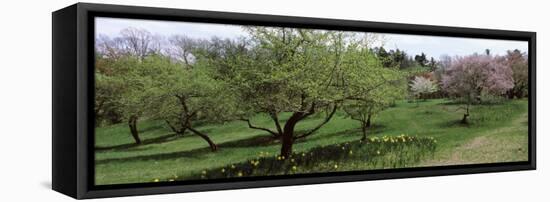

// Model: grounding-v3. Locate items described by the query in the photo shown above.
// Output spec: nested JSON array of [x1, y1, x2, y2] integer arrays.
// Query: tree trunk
[[461, 113, 469, 124], [280, 112, 302, 158], [280, 131, 293, 159], [187, 127, 218, 151], [361, 123, 368, 142], [366, 114, 372, 128], [461, 104, 470, 124], [128, 115, 141, 144], [165, 120, 185, 136]]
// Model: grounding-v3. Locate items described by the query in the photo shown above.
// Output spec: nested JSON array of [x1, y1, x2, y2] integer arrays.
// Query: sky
[[96, 17, 528, 59]]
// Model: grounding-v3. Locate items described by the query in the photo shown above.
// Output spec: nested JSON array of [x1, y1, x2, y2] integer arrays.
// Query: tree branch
[[294, 104, 338, 140], [239, 118, 279, 137], [269, 112, 284, 135], [165, 119, 183, 134]]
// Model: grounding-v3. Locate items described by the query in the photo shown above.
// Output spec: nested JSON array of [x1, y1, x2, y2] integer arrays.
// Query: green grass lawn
[[94, 99, 528, 185]]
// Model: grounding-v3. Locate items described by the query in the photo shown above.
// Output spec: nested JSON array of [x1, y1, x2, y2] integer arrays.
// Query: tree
[[374, 47, 394, 67], [96, 27, 162, 60], [400, 55, 416, 69], [343, 73, 406, 141], [504, 49, 528, 98], [116, 57, 151, 144], [131, 55, 226, 151], [410, 76, 438, 101], [95, 56, 146, 144], [119, 27, 162, 60], [442, 54, 514, 124], [433, 54, 452, 85], [414, 52, 428, 67], [226, 28, 391, 158], [94, 28, 162, 144], [427, 57, 438, 71], [372, 47, 410, 69], [439, 55, 452, 70], [168, 35, 197, 66], [94, 56, 126, 126]]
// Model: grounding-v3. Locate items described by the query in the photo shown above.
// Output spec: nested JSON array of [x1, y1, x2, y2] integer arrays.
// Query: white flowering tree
[[410, 76, 438, 101]]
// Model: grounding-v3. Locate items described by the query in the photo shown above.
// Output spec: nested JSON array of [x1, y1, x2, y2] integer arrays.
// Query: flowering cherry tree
[[442, 54, 514, 124]]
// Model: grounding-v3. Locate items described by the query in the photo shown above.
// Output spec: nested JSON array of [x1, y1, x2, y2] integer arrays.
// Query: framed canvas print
[[52, 3, 536, 199]]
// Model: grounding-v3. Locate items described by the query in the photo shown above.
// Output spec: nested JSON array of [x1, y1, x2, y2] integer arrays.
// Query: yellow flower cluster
[[369, 134, 420, 143], [250, 160, 260, 167], [276, 155, 286, 161]]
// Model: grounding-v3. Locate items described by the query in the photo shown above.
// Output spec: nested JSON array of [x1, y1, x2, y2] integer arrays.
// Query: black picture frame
[[52, 3, 536, 199]]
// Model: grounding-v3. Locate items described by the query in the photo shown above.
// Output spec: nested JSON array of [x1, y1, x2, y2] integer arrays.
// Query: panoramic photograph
[[93, 17, 529, 185]]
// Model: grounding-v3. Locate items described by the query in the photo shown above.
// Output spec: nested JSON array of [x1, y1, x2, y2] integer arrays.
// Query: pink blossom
[[442, 54, 514, 101]]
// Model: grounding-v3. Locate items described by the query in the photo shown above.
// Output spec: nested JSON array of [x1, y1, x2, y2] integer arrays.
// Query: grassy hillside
[[95, 99, 528, 185]]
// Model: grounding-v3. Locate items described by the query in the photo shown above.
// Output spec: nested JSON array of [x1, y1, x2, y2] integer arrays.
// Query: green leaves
[[96, 27, 413, 146]]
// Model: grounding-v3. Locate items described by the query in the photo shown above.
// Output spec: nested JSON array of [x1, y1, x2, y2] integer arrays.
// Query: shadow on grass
[[139, 124, 166, 133], [96, 145, 210, 165], [95, 134, 278, 165], [95, 133, 181, 151], [436, 119, 470, 128], [220, 135, 279, 148], [95, 125, 389, 166], [96, 127, 369, 165]]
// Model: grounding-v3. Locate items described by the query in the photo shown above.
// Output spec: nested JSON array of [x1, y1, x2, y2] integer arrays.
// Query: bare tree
[[95, 27, 163, 60], [119, 27, 162, 60], [169, 35, 197, 66], [95, 34, 127, 59]]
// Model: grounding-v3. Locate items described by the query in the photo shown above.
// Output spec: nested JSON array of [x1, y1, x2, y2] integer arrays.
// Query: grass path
[[422, 111, 528, 166]]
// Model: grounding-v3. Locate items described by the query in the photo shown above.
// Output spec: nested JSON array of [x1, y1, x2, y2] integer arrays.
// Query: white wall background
[[0, 0, 547, 201]]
